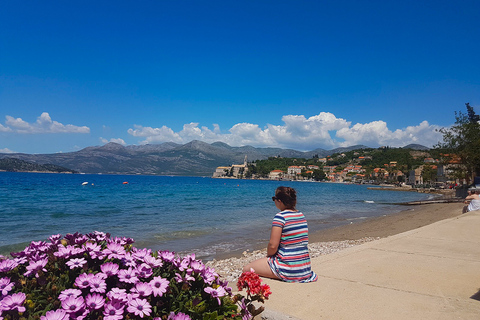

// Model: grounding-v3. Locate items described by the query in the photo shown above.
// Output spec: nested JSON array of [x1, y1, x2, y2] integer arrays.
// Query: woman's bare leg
[[243, 257, 279, 280]]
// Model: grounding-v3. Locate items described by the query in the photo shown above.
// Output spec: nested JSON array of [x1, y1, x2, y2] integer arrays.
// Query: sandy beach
[[207, 202, 464, 283]]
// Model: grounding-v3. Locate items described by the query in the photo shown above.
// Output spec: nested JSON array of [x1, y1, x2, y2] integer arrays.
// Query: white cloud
[[0, 147, 15, 153], [100, 137, 127, 146], [336, 120, 443, 147], [127, 112, 444, 150], [0, 124, 12, 132], [3, 112, 90, 134]]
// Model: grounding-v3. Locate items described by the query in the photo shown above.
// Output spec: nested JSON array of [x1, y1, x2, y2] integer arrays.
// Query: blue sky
[[1, 1, 479, 154]]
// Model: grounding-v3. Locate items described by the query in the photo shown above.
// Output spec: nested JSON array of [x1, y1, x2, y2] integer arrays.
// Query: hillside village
[[213, 147, 460, 187]]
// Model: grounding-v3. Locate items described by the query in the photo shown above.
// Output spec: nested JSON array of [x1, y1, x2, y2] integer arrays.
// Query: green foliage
[[436, 103, 480, 184]]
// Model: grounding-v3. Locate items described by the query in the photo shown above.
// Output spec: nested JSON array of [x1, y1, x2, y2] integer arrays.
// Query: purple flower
[[132, 248, 152, 261], [84, 242, 105, 259], [0, 277, 14, 296], [13, 256, 28, 265], [149, 276, 169, 297], [127, 298, 152, 318], [100, 262, 119, 277], [40, 309, 69, 320], [61, 295, 85, 313], [110, 236, 134, 245], [107, 288, 128, 304], [204, 286, 227, 305], [85, 293, 105, 310], [117, 267, 138, 284], [175, 257, 190, 272], [0, 259, 18, 273], [143, 255, 163, 268], [175, 272, 194, 284], [58, 289, 82, 301], [66, 258, 87, 269], [190, 260, 205, 273], [24, 257, 48, 278], [48, 234, 63, 244], [238, 298, 251, 320], [103, 300, 124, 320], [74, 273, 94, 289], [121, 252, 136, 267], [89, 275, 107, 293], [103, 243, 126, 260], [91, 231, 108, 242], [1, 292, 26, 312], [202, 266, 218, 284], [159, 250, 175, 262], [131, 282, 153, 297], [167, 312, 192, 320], [54, 245, 83, 259], [135, 263, 153, 278]]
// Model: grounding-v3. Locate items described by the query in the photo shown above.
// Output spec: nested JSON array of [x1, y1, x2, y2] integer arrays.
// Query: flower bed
[[0, 232, 270, 320]]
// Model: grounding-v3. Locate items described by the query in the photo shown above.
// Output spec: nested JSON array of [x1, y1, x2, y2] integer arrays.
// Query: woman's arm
[[267, 226, 282, 257]]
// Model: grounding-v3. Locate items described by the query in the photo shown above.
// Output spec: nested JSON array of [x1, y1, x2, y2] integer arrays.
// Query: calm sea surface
[[0, 172, 432, 260]]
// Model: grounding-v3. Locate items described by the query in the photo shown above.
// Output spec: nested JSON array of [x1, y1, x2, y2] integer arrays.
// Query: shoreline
[[206, 202, 464, 283]]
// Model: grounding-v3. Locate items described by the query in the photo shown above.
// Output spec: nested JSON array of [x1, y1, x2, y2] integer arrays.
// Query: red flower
[[237, 270, 271, 299]]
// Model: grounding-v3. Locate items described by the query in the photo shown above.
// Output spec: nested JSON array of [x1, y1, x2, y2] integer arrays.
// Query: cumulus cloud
[[127, 112, 444, 150], [2, 112, 90, 134], [100, 137, 127, 145]]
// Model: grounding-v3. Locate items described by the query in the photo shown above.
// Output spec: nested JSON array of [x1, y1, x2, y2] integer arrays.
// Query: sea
[[0, 172, 433, 261]]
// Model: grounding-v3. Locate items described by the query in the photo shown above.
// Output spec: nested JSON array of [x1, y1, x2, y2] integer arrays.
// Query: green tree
[[436, 103, 480, 184], [311, 169, 326, 181], [421, 164, 437, 184]]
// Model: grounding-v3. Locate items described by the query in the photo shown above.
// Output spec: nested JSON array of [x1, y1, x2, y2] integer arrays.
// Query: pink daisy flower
[[89, 275, 107, 293], [66, 258, 87, 269], [85, 293, 105, 310], [100, 262, 119, 277], [127, 298, 152, 318], [117, 267, 138, 284], [149, 276, 169, 297], [58, 288, 82, 301], [0, 277, 14, 296], [40, 309, 69, 320], [1, 292, 26, 313], [74, 273, 94, 289], [61, 295, 85, 313], [103, 300, 124, 320]]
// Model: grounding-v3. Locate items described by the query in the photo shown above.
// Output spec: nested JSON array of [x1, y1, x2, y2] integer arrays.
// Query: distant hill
[[0, 158, 77, 173], [0, 141, 430, 176], [402, 144, 430, 150]]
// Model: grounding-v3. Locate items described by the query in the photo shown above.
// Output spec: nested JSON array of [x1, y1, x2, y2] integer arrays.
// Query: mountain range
[[0, 141, 429, 176]]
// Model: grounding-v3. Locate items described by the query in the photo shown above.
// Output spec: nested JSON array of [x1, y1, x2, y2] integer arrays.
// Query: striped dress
[[267, 210, 318, 283]]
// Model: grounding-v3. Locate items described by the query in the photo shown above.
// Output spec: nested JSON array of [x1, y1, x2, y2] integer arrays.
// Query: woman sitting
[[243, 186, 317, 283], [463, 189, 480, 213]]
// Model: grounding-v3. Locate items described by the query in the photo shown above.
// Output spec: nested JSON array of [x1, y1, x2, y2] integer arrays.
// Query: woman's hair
[[275, 186, 297, 209]]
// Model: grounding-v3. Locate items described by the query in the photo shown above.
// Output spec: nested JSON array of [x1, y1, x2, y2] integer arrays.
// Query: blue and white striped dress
[[267, 210, 318, 283]]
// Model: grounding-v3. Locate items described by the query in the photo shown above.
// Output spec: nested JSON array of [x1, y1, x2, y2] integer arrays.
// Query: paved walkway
[[260, 210, 480, 320]]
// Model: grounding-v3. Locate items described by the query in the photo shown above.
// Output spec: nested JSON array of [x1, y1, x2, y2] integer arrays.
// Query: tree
[[311, 169, 326, 181], [436, 103, 480, 185], [421, 164, 437, 185]]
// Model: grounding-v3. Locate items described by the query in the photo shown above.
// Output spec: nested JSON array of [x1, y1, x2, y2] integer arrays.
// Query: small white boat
[[82, 182, 88, 186]]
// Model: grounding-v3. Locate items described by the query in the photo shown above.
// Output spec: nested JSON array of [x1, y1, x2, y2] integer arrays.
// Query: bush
[[0, 232, 270, 320]]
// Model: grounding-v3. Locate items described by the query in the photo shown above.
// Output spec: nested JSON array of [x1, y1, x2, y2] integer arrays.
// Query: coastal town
[[212, 147, 463, 187]]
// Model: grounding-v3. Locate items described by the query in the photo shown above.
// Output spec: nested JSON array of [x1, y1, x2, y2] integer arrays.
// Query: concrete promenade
[[261, 211, 480, 319]]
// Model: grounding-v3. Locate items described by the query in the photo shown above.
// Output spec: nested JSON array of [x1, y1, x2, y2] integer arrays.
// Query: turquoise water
[[0, 172, 431, 260]]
